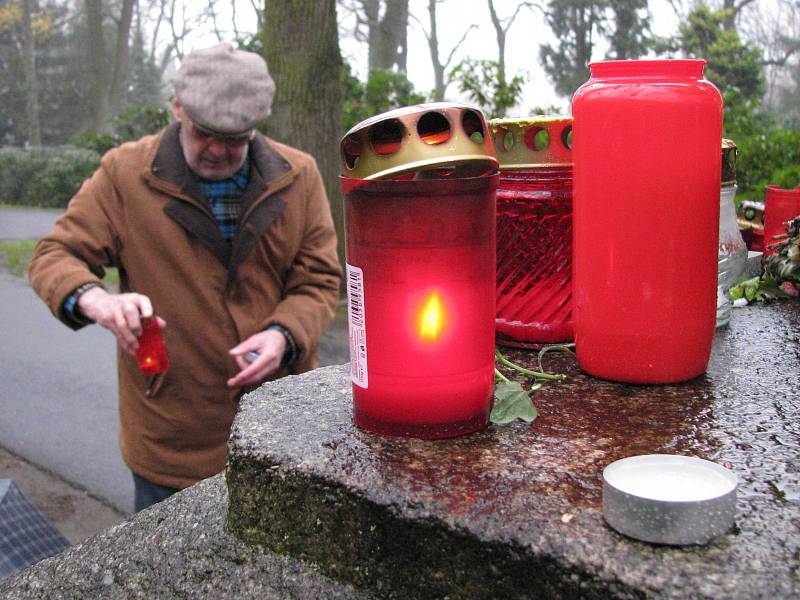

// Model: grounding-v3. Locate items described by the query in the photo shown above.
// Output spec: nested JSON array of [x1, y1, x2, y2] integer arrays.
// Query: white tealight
[[602, 454, 739, 545], [605, 456, 736, 502]]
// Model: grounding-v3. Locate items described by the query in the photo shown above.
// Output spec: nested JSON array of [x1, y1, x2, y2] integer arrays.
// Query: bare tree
[[142, 0, 257, 81], [202, 0, 244, 41], [487, 0, 536, 89], [247, 0, 264, 32], [21, 0, 41, 145], [339, 0, 409, 72], [109, 0, 137, 118], [721, 0, 757, 31], [143, 0, 203, 74], [413, 0, 476, 100], [369, 0, 408, 72], [85, 0, 110, 131], [85, 0, 137, 131], [737, 0, 800, 111]]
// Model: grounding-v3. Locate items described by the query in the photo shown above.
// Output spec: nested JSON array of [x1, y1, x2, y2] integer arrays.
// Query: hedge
[[0, 146, 101, 208], [735, 126, 800, 202]]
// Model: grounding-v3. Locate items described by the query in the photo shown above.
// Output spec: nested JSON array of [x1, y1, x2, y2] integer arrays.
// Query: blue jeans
[[132, 472, 179, 512]]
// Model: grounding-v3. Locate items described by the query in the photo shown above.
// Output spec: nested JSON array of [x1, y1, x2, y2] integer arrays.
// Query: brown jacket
[[29, 124, 342, 488]]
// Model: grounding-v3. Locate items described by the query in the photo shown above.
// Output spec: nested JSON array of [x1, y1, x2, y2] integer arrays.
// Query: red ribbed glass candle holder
[[495, 166, 573, 346]]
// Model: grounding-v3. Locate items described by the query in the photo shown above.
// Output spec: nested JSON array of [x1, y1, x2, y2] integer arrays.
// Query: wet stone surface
[[226, 302, 800, 599], [0, 475, 368, 599]]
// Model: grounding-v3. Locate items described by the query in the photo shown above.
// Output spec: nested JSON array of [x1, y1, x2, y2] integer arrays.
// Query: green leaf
[[743, 278, 760, 302], [729, 276, 758, 301], [729, 282, 744, 300], [491, 381, 539, 425]]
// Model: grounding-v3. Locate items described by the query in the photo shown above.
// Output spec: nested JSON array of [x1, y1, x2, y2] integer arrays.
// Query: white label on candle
[[346, 263, 368, 388]]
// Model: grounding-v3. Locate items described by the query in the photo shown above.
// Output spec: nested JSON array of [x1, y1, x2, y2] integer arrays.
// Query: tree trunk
[[109, 0, 136, 118], [366, 0, 409, 72], [427, 0, 445, 99], [487, 0, 507, 93], [423, 0, 475, 100], [21, 0, 41, 146], [264, 0, 345, 276], [722, 0, 737, 31], [86, 0, 110, 132]]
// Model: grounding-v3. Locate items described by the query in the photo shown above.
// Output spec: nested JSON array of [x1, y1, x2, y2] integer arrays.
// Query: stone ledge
[[226, 303, 800, 599], [0, 474, 367, 599]]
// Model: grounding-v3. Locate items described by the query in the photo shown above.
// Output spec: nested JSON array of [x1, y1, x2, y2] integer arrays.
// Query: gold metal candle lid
[[340, 102, 498, 180], [489, 115, 573, 168], [721, 138, 738, 185]]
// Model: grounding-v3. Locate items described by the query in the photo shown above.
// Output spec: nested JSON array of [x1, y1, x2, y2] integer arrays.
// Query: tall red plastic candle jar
[[339, 103, 498, 438], [490, 116, 574, 347], [571, 60, 723, 383]]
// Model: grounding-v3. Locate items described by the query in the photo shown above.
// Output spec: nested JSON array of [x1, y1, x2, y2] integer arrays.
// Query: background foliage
[[0, 0, 797, 208], [669, 4, 798, 201], [0, 146, 99, 207]]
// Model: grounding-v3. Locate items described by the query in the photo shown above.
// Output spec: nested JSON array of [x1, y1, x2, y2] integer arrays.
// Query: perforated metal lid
[[489, 115, 573, 169], [340, 102, 498, 180], [721, 138, 738, 185]]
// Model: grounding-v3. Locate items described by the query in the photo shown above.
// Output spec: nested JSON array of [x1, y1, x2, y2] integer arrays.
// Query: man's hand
[[77, 287, 164, 355], [227, 329, 287, 388]]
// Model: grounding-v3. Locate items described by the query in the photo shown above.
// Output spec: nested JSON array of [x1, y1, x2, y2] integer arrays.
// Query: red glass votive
[[135, 317, 169, 376], [495, 166, 573, 346], [763, 185, 800, 257], [490, 116, 574, 348], [341, 174, 498, 439]]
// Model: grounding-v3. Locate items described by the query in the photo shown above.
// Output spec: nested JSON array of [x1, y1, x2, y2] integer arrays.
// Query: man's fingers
[[227, 329, 287, 387], [137, 295, 154, 319], [112, 309, 139, 349], [80, 291, 157, 355], [122, 301, 145, 337], [227, 356, 280, 388], [231, 353, 250, 371]]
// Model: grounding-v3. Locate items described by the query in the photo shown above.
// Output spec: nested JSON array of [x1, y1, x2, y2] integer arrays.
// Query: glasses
[[186, 121, 254, 148]]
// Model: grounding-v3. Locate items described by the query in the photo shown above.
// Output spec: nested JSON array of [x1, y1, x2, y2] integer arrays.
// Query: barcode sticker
[[346, 263, 368, 388]]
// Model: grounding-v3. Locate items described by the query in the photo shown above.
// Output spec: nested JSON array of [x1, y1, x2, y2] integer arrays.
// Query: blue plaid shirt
[[198, 157, 251, 243]]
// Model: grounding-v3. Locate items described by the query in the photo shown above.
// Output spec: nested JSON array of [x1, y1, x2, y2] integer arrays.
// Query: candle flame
[[418, 292, 444, 340]]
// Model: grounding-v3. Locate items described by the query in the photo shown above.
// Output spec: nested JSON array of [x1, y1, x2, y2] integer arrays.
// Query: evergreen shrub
[[735, 126, 800, 201], [0, 146, 100, 208]]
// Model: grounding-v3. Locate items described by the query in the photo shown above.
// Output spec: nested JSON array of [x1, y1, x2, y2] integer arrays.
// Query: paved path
[[0, 206, 348, 517], [0, 206, 63, 239], [1, 207, 131, 513], [0, 269, 130, 511]]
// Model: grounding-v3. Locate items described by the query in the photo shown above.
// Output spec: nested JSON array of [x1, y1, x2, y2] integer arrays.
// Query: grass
[[0, 203, 63, 212], [0, 239, 119, 286], [0, 240, 36, 277]]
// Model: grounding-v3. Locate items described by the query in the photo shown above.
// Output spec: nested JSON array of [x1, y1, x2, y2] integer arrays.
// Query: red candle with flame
[[135, 317, 169, 376], [341, 174, 497, 438]]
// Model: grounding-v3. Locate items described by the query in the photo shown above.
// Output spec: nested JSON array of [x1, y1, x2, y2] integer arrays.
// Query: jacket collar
[[148, 123, 293, 279], [150, 122, 293, 195]]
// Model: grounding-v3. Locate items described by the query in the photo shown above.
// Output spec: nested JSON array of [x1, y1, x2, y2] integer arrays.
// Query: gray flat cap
[[174, 42, 275, 137]]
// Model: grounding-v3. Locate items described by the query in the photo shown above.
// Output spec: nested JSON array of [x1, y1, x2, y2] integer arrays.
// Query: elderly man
[[29, 43, 342, 511]]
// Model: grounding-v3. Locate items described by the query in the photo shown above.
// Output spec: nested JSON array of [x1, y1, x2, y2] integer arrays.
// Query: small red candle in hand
[[136, 317, 169, 376]]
